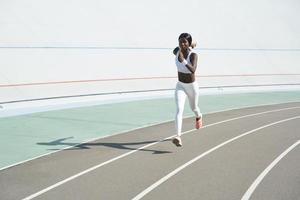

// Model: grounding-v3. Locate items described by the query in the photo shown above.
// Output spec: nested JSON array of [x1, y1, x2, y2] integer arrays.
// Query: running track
[[0, 102, 299, 200]]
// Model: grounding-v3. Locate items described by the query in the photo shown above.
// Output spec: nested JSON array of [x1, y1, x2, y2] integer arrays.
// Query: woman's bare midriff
[[178, 72, 195, 83]]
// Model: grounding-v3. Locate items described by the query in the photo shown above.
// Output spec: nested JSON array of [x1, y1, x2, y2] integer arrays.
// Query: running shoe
[[195, 117, 202, 129], [172, 136, 182, 147]]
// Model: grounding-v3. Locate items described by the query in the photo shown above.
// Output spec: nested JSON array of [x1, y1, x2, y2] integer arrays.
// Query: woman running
[[172, 33, 202, 147]]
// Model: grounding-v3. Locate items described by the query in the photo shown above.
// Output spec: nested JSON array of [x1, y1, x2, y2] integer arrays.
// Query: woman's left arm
[[183, 52, 198, 73]]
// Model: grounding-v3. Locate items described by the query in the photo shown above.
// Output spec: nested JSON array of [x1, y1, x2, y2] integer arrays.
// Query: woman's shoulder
[[190, 51, 198, 58]]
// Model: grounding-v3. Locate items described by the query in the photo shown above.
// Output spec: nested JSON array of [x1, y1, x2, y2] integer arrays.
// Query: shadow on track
[[37, 137, 172, 154]]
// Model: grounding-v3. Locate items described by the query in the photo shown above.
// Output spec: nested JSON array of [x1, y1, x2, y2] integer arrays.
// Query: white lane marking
[[132, 116, 300, 200], [22, 106, 300, 200], [241, 140, 300, 200], [182, 106, 300, 136]]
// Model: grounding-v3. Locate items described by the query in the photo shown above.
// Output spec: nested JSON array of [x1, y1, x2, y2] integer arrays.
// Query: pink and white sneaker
[[195, 116, 202, 129]]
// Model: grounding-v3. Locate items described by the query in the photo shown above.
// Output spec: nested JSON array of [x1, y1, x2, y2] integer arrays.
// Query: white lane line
[[22, 106, 300, 200], [132, 116, 300, 200], [241, 140, 300, 200]]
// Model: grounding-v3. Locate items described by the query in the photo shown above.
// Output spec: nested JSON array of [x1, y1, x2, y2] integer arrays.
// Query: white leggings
[[175, 81, 202, 136]]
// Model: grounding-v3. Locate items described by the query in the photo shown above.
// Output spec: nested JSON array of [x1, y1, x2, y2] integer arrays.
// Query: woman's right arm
[[173, 47, 179, 55]]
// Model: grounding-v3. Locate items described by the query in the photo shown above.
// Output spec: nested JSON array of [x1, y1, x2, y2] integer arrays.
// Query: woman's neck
[[181, 48, 190, 57]]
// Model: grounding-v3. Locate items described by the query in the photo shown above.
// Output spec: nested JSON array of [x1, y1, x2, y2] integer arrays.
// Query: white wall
[[0, 0, 300, 111]]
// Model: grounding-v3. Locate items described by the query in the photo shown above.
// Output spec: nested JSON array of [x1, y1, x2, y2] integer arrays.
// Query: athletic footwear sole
[[172, 138, 182, 147]]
